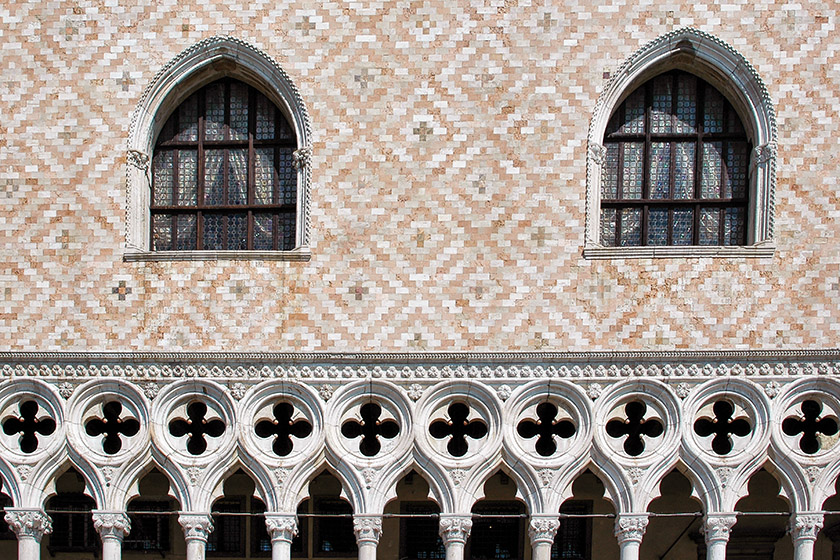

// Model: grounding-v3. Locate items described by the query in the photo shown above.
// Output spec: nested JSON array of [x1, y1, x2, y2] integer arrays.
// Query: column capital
[[265, 513, 298, 544], [614, 513, 649, 545], [528, 516, 560, 545], [4, 508, 52, 542], [353, 514, 382, 546], [789, 512, 824, 543], [703, 512, 738, 545], [178, 512, 214, 543], [439, 514, 473, 546], [92, 510, 131, 541]]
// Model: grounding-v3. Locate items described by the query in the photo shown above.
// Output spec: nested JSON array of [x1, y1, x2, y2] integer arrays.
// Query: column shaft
[[439, 515, 472, 560], [93, 510, 131, 560], [179, 512, 214, 560], [614, 513, 648, 560], [790, 512, 824, 560], [5, 508, 52, 560], [529, 516, 560, 560], [353, 515, 382, 560], [703, 513, 738, 560], [265, 513, 298, 560]]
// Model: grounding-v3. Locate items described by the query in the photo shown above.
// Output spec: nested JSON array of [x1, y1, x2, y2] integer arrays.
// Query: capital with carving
[[588, 142, 608, 166], [179, 512, 214, 543], [265, 513, 298, 544], [439, 514, 473, 546], [703, 513, 738, 545], [4, 508, 52, 542], [293, 146, 312, 170], [614, 513, 649, 545], [789, 512, 824, 543], [93, 510, 131, 541], [528, 516, 560, 545], [353, 515, 382, 546]]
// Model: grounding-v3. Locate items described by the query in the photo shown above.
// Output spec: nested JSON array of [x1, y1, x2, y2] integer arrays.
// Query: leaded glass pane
[[278, 148, 297, 204], [228, 213, 248, 250], [651, 76, 673, 134], [703, 88, 724, 133], [701, 142, 723, 199], [204, 149, 224, 205], [619, 208, 641, 246], [621, 143, 643, 199], [176, 215, 196, 250], [649, 143, 670, 199], [675, 74, 697, 133], [228, 149, 248, 205], [254, 214, 274, 250], [673, 208, 693, 245], [175, 94, 198, 142], [255, 148, 275, 204], [674, 143, 695, 199], [177, 150, 197, 205], [277, 114, 295, 140], [279, 213, 296, 250], [600, 208, 617, 246], [723, 207, 746, 245], [230, 82, 249, 141], [602, 144, 619, 198], [153, 151, 173, 206], [724, 142, 749, 198], [647, 208, 668, 246], [619, 89, 645, 134], [205, 83, 225, 141], [256, 94, 275, 140], [699, 208, 720, 245], [203, 214, 223, 250], [152, 214, 172, 251]]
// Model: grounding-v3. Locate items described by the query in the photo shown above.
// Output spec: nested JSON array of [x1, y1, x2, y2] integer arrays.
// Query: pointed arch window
[[600, 70, 750, 247], [151, 78, 297, 251]]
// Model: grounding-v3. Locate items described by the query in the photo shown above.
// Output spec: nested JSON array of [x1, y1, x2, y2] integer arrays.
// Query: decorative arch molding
[[125, 35, 313, 260], [584, 28, 777, 258]]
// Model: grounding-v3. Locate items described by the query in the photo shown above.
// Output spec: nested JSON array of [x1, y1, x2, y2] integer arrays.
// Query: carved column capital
[[614, 513, 648, 545], [789, 512, 824, 543], [178, 512, 214, 543], [127, 149, 150, 171], [353, 515, 382, 546], [92, 510, 131, 541], [293, 146, 312, 170], [753, 142, 777, 165], [439, 514, 473, 546], [588, 142, 608, 166], [703, 513, 738, 545], [528, 516, 560, 545], [265, 513, 298, 544], [4, 508, 52, 542]]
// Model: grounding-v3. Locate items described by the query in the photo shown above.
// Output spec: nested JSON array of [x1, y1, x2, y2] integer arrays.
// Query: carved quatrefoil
[[429, 403, 487, 457], [3, 401, 56, 453], [169, 402, 225, 455], [606, 401, 663, 457]]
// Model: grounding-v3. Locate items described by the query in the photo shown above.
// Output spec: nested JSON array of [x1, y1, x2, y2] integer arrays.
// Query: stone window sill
[[582, 243, 775, 259], [123, 248, 311, 262]]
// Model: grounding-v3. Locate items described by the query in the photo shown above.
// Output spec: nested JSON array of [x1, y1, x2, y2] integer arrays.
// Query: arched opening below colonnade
[[558, 469, 617, 560], [381, 470, 444, 560], [639, 469, 702, 560], [43, 468, 98, 556], [468, 471, 528, 560], [295, 471, 357, 559], [124, 468, 181, 559], [206, 469, 272, 558]]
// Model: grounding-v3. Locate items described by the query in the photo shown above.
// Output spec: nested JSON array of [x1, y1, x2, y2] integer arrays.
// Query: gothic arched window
[[600, 70, 750, 247], [151, 78, 297, 251]]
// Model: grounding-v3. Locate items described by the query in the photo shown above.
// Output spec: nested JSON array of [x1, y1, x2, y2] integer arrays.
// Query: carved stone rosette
[[265, 513, 299, 543], [789, 512, 824, 543], [4, 509, 52, 542], [438, 515, 473, 545], [528, 517, 560, 545], [703, 513, 738, 545], [179, 513, 214, 543], [353, 515, 383, 546], [614, 513, 649, 544], [92, 511, 131, 541]]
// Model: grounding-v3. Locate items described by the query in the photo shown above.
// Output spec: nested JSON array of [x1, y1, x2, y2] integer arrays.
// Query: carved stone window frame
[[584, 28, 777, 259], [125, 36, 313, 262]]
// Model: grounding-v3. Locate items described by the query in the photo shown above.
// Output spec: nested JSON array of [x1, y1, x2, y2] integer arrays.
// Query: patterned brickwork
[[0, 1, 838, 351]]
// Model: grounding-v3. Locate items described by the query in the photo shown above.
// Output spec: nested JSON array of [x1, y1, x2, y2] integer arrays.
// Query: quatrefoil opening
[[517, 402, 575, 457], [693, 400, 751, 455], [2, 400, 56, 453], [605, 401, 663, 457], [85, 401, 141, 455], [255, 402, 313, 457], [169, 401, 226, 455], [429, 402, 488, 457], [782, 400, 839, 454], [341, 402, 399, 457]]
